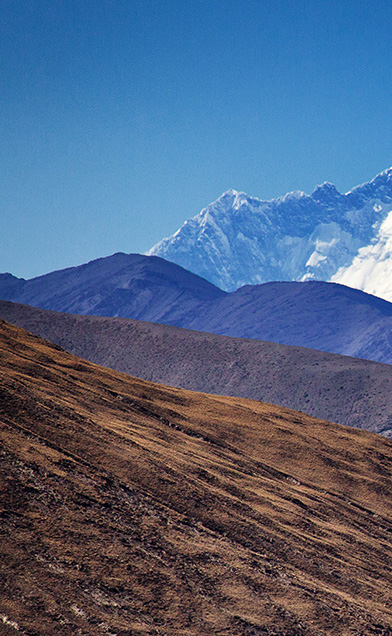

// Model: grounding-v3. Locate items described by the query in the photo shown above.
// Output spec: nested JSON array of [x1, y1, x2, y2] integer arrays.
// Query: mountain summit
[[147, 167, 392, 298]]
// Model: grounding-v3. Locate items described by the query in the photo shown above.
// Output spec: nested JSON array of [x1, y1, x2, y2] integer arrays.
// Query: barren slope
[[1, 299, 392, 436], [1, 320, 392, 634], [3, 254, 392, 365]]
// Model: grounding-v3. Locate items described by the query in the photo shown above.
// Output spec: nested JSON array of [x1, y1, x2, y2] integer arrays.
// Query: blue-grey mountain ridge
[[1, 252, 392, 365]]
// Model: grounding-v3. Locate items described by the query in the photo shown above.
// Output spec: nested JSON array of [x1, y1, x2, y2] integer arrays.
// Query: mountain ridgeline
[[2, 299, 392, 436], [2, 319, 392, 634], [0, 253, 224, 322], [3, 168, 392, 634], [148, 167, 392, 300], [2, 252, 392, 364]]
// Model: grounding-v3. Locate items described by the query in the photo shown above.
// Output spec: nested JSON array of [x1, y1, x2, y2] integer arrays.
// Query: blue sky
[[2, 0, 392, 278]]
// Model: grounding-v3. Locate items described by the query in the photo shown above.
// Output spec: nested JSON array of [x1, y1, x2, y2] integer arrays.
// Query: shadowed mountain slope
[[2, 299, 392, 437], [186, 281, 392, 364], [0, 252, 225, 323], [2, 253, 392, 364], [2, 320, 392, 634]]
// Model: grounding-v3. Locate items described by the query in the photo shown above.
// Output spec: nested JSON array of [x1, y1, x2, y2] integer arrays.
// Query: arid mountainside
[[2, 253, 392, 364], [2, 299, 392, 437], [1, 320, 392, 635]]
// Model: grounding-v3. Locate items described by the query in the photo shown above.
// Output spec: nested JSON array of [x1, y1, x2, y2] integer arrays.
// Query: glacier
[[147, 168, 392, 300]]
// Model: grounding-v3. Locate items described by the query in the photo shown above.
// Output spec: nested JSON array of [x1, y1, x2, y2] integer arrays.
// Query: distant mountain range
[[2, 299, 392, 436], [0, 253, 224, 323], [185, 280, 392, 364], [148, 167, 392, 300], [2, 252, 392, 364]]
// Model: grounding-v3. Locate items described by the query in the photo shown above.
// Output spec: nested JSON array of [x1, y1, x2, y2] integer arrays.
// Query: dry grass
[[1, 299, 392, 437], [1, 319, 392, 635]]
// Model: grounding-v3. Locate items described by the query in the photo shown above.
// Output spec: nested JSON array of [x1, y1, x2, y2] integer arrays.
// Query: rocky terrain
[[2, 319, 392, 634], [2, 299, 392, 437]]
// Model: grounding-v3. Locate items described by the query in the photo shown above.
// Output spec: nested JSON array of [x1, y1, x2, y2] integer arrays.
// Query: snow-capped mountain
[[147, 168, 392, 298], [331, 208, 392, 300]]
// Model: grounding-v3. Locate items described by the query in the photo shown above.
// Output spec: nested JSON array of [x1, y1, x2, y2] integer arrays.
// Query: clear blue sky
[[2, 0, 392, 279]]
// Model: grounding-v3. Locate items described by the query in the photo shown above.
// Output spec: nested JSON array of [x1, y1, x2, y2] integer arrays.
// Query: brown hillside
[[1, 319, 392, 635], [1, 299, 392, 436]]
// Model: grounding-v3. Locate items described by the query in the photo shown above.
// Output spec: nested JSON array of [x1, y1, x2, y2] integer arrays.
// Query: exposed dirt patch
[[1, 320, 392, 634]]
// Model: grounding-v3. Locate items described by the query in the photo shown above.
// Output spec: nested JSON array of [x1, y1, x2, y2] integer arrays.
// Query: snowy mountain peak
[[377, 166, 392, 178], [222, 188, 240, 198], [147, 167, 392, 299], [215, 189, 251, 209], [278, 190, 307, 202], [372, 165, 392, 181], [346, 167, 392, 204], [311, 182, 341, 201]]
